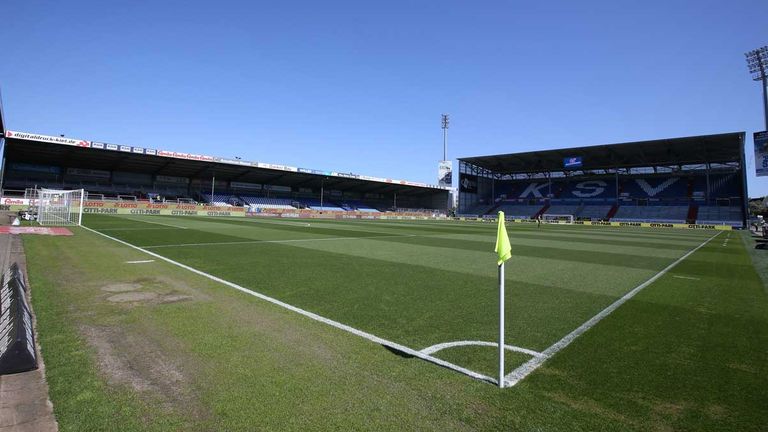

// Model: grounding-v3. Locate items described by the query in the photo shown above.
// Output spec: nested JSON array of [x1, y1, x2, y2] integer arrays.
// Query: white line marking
[[672, 275, 700, 280], [504, 231, 721, 387], [81, 226, 497, 385], [241, 218, 313, 227], [125, 260, 155, 264], [230, 217, 426, 236], [420, 340, 544, 358], [120, 217, 188, 230], [101, 227, 182, 231], [143, 233, 419, 249]]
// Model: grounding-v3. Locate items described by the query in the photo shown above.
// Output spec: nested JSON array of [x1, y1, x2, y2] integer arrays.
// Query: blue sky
[[1, 0, 767, 196]]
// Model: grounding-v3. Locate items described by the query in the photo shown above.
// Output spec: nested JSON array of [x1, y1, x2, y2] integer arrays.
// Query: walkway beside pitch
[[0, 232, 58, 432]]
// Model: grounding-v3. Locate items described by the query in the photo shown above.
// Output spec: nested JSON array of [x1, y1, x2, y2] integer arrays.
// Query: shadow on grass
[[382, 344, 415, 359]]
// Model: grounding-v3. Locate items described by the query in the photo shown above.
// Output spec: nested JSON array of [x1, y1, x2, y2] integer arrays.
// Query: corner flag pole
[[494, 211, 512, 388], [498, 257, 505, 388]]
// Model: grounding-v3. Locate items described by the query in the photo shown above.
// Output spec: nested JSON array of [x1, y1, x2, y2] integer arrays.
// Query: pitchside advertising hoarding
[[755, 131, 768, 177], [438, 160, 453, 188], [0, 199, 246, 217], [81, 202, 245, 217]]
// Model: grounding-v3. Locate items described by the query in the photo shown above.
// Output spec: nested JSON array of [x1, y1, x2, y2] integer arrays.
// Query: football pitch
[[82, 215, 721, 383], [22, 214, 768, 430]]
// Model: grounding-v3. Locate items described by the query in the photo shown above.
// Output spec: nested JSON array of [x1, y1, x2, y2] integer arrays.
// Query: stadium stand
[[300, 198, 347, 212], [696, 205, 743, 226], [0, 130, 450, 218], [578, 205, 612, 220], [544, 204, 581, 216], [340, 200, 381, 213], [458, 203, 498, 217], [240, 196, 296, 210], [495, 203, 543, 218], [611, 205, 690, 223], [201, 193, 243, 206], [458, 133, 747, 227]]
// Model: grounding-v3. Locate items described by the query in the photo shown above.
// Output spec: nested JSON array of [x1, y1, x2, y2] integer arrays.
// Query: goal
[[542, 214, 574, 224], [37, 189, 85, 226]]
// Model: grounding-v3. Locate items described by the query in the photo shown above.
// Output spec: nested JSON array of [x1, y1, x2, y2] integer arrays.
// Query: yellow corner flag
[[494, 211, 512, 265]]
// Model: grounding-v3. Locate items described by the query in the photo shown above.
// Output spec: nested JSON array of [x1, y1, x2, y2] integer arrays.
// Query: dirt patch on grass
[[151, 275, 211, 302], [546, 391, 638, 428], [80, 325, 203, 417], [158, 294, 193, 304], [102, 283, 143, 293], [653, 401, 687, 418], [107, 292, 159, 303], [100, 277, 202, 305]]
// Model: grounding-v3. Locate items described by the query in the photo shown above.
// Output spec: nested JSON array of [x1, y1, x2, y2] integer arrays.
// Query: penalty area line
[[81, 226, 497, 386], [504, 231, 721, 387], [672, 275, 700, 280]]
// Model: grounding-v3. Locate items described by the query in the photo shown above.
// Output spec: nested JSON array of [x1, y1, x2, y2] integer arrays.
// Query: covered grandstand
[[0, 130, 449, 215], [457, 133, 749, 228]]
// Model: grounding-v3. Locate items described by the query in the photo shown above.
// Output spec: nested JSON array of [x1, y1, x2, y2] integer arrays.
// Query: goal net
[[37, 189, 84, 226], [542, 214, 574, 224]]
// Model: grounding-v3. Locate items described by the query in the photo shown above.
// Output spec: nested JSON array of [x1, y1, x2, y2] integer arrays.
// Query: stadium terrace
[[0, 130, 449, 216], [458, 132, 748, 228]]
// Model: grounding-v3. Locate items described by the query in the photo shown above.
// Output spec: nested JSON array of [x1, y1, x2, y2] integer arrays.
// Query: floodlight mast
[[745, 45, 768, 129], [441, 114, 449, 161]]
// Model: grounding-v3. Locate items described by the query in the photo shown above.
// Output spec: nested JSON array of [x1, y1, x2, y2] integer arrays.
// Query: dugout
[[458, 133, 748, 227]]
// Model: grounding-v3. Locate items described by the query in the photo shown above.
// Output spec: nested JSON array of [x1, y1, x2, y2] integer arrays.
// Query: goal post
[[37, 188, 85, 226], [542, 214, 574, 224]]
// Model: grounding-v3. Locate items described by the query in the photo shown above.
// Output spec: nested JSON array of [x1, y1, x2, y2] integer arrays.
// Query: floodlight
[[745, 45, 768, 81], [745, 45, 768, 129]]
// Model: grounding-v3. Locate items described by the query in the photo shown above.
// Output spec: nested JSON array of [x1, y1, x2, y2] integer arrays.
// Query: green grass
[[22, 215, 768, 431]]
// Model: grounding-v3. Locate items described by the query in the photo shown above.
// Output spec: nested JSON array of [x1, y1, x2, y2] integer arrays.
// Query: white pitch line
[[672, 275, 700, 280], [120, 217, 189, 230], [420, 340, 544, 358], [236, 217, 425, 237], [125, 260, 155, 264], [81, 226, 497, 385], [143, 233, 420, 249], [504, 231, 721, 387], [101, 227, 182, 231], [240, 218, 314, 227]]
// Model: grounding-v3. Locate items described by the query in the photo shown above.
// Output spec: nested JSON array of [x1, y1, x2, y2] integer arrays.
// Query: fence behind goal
[[37, 189, 84, 226]]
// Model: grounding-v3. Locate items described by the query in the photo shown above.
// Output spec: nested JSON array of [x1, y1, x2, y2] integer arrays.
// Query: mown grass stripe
[[143, 233, 422, 248]]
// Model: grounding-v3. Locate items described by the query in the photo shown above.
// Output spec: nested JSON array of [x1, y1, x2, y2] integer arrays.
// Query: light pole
[[746, 45, 768, 129], [441, 114, 451, 214], [441, 114, 449, 161]]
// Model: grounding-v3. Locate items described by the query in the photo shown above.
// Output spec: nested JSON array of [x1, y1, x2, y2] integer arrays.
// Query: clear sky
[[2, 0, 767, 196]]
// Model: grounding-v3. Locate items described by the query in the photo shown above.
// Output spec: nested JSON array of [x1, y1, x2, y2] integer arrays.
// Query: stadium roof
[[1, 130, 448, 196], [459, 132, 745, 174]]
